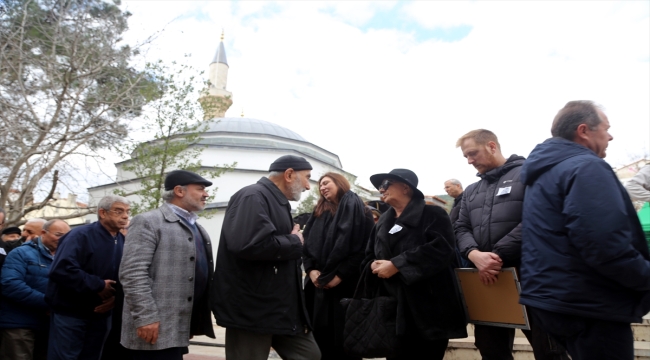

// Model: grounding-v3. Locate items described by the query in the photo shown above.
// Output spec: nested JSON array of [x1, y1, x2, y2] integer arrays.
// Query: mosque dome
[[204, 117, 306, 142], [199, 117, 341, 168]]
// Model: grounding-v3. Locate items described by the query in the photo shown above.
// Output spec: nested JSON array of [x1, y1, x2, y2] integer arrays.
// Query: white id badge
[[389, 224, 403, 234], [496, 186, 512, 196]]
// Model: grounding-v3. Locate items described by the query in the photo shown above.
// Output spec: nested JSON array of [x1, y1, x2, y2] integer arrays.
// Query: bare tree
[[113, 60, 235, 217], [0, 0, 155, 226]]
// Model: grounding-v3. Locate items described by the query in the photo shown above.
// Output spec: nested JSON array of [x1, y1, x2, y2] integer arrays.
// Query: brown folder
[[454, 267, 530, 330]]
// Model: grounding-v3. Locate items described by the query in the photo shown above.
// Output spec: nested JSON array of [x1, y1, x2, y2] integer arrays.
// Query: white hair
[[445, 179, 463, 188], [97, 195, 130, 211]]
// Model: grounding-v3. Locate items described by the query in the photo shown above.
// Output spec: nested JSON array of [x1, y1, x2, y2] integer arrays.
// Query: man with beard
[[120, 170, 215, 360], [454, 129, 568, 360], [212, 155, 320, 360]]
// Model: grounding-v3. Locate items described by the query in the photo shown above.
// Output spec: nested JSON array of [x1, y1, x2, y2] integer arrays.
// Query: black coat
[[302, 190, 374, 328], [212, 177, 309, 335], [363, 198, 467, 341], [454, 155, 526, 267], [449, 192, 463, 225]]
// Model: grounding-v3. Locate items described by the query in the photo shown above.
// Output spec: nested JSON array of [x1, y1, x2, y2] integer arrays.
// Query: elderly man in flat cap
[[212, 155, 320, 360], [120, 170, 216, 360]]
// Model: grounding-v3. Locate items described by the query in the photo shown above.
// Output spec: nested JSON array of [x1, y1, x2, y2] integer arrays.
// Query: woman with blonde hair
[[303, 172, 374, 360]]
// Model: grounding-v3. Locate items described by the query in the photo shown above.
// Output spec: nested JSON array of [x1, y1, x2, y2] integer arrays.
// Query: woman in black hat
[[363, 169, 467, 360], [302, 172, 374, 360]]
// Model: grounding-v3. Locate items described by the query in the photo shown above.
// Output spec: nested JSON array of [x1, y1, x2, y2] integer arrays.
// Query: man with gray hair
[[46, 195, 130, 360], [444, 178, 464, 224], [520, 101, 650, 359], [212, 155, 320, 360], [120, 170, 215, 360]]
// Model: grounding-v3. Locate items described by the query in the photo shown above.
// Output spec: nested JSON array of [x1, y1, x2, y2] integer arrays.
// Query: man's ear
[[486, 141, 498, 154], [575, 124, 590, 141], [173, 186, 185, 198], [284, 168, 294, 182]]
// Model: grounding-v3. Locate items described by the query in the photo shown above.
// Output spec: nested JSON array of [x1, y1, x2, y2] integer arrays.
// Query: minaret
[[199, 30, 233, 119]]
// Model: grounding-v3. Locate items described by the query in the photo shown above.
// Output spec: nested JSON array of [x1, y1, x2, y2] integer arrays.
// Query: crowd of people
[[0, 99, 649, 360]]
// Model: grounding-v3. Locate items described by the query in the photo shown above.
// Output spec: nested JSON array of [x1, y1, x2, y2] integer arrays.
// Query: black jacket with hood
[[211, 177, 310, 335], [454, 155, 526, 267], [519, 138, 650, 323]]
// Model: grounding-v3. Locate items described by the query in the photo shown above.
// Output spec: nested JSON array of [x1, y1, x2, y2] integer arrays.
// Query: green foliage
[[0, 0, 154, 226], [295, 187, 319, 215], [114, 60, 235, 216]]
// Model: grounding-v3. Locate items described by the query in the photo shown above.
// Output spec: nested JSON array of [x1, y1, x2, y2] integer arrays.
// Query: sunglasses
[[379, 179, 394, 191]]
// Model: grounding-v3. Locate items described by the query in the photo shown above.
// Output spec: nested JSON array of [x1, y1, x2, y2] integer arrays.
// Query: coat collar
[[478, 154, 525, 182], [377, 197, 426, 228], [258, 177, 290, 206], [160, 202, 182, 223]]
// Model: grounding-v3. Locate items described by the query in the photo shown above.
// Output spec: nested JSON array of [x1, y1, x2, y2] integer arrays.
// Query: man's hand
[[468, 250, 503, 285], [137, 322, 160, 345], [371, 260, 399, 279], [291, 224, 304, 244], [323, 275, 342, 289], [98, 280, 116, 300], [94, 296, 115, 313], [309, 270, 321, 288]]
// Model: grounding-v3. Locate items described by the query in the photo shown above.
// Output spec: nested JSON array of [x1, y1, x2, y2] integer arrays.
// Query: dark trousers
[[474, 315, 569, 360], [225, 327, 321, 360], [387, 336, 448, 360], [131, 347, 188, 360], [47, 313, 111, 360], [529, 307, 634, 360]]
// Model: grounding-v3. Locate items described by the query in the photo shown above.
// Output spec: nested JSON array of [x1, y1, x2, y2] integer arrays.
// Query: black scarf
[[303, 190, 369, 286]]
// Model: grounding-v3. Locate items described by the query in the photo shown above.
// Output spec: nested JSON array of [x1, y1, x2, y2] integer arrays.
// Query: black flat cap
[[269, 155, 313, 172], [370, 168, 424, 199], [164, 170, 213, 191], [1, 227, 21, 236]]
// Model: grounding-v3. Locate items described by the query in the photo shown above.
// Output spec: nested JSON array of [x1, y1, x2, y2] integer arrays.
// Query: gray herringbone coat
[[119, 204, 215, 350]]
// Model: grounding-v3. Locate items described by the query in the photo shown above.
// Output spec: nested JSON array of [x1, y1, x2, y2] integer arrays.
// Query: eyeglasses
[[379, 179, 394, 191], [108, 209, 131, 216]]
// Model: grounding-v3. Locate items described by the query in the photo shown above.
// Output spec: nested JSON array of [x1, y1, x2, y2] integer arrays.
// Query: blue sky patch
[[320, 2, 472, 43]]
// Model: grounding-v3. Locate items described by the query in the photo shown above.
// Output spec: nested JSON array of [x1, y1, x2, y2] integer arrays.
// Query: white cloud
[[116, 0, 649, 195]]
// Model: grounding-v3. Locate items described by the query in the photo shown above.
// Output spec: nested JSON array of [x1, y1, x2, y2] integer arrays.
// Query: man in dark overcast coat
[[212, 155, 320, 360], [520, 101, 650, 360]]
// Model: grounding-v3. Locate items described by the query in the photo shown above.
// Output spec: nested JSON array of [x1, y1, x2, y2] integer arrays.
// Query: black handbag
[[339, 265, 398, 358]]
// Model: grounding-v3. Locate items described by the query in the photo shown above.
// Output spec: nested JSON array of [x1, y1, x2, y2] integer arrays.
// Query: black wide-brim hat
[[370, 168, 424, 199]]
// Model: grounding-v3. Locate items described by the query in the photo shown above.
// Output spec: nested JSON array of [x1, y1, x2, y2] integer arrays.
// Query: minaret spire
[[199, 30, 233, 119]]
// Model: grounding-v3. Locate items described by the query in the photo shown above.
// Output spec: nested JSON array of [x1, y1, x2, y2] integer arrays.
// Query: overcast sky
[[114, 0, 649, 195]]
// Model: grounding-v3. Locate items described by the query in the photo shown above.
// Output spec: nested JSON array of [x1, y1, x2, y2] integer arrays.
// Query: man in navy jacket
[[46, 195, 130, 360], [520, 101, 650, 360], [0, 219, 70, 359]]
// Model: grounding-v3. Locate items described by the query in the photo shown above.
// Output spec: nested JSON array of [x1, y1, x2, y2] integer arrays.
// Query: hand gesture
[[291, 224, 304, 244], [309, 270, 321, 288], [137, 321, 160, 345], [468, 250, 503, 285], [371, 260, 399, 279], [98, 280, 116, 300], [94, 296, 115, 313], [323, 275, 342, 289]]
